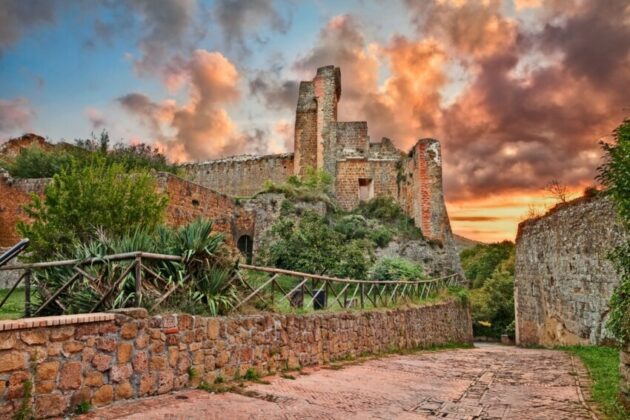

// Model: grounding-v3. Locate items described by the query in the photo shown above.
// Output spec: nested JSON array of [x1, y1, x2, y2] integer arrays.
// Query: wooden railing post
[[24, 269, 31, 317], [360, 283, 364, 309], [134, 255, 142, 307]]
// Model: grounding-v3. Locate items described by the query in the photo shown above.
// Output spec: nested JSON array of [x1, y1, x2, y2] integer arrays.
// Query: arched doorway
[[237, 235, 253, 264]]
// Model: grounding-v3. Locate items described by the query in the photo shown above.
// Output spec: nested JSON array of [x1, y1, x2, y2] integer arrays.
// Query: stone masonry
[[0, 301, 472, 418], [184, 65, 457, 245], [514, 195, 627, 346]]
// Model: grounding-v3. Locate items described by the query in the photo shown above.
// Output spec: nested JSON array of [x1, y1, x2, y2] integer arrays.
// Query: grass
[[560, 345, 628, 420], [0, 287, 25, 320]]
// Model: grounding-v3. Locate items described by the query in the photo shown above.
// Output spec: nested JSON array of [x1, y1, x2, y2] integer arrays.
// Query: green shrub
[[369, 226, 393, 247], [599, 120, 630, 344], [356, 197, 423, 239], [334, 214, 369, 239], [32, 218, 237, 316], [261, 212, 372, 279], [369, 257, 425, 281], [470, 269, 514, 338], [260, 167, 334, 207], [3, 146, 77, 178], [18, 157, 168, 261], [460, 241, 514, 288]]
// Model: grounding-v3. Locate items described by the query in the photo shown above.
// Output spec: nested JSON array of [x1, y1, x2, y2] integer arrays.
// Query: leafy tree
[[18, 157, 168, 260], [599, 119, 630, 343], [3, 146, 77, 178], [261, 212, 372, 279], [369, 257, 425, 281], [460, 241, 514, 288], [470, 269, 515, 338]]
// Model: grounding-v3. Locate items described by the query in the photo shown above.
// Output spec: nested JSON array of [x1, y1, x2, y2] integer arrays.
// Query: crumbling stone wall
[[183, 154, 294, 198], [0, 170, 48, 248], [515, 196, 626, 346], [0, 301, 472, 417], [156, 173, 255, 246]]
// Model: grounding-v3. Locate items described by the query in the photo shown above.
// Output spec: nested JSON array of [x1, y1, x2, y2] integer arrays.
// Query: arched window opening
[[237, 235, 253, 264]]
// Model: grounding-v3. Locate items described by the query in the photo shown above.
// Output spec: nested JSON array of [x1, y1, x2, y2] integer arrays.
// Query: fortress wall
[[335, 122, 369, 152], [515, 196, 626, 346], [184, 154, 294, 198], [0, 172, 48, 248], [334, 159, 398, 211]]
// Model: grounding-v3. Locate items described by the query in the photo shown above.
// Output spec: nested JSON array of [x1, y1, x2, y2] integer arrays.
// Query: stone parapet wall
[[515, 196, 626, 346], [0, 301, 472, 418], [184, 154, 294, 198]]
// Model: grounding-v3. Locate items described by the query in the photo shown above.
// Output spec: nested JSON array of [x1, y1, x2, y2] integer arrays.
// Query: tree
[[599, 119, 630, 343], [544, 179, 571, 204], [18, 157, 168, 260]]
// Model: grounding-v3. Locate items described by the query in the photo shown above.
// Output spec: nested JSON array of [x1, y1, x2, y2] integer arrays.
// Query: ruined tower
[[293, 65, 341, 178]]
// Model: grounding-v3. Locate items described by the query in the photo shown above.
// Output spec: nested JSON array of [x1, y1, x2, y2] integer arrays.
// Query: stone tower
[[293, 65, 341, 177]]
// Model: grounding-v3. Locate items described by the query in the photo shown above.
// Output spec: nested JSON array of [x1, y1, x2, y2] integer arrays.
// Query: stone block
[[151, 355, 167, 371], [84, 371, 104, 387], [121, 322, 138, 340], [62, 340, 84, 354], [168, 346, 179, 368], [109, 307, 148, 319], [50, 326, 75, 342], [115, 381, 134, 400], [35, 394, 67, 418], [92, 353, 112, 372], [20, 329, 48, 346], [96, 337, 117, 352], [59, 361, 82, 390], [35, 380, 54, 395], [0, 332, 16, 350], [110, 364, 133, 383], [207, 319, 220, 339], [92, 385, 113, 407], [117, 342, 133, 364], [36, 361, 59, 381], [158, 371, 174, 394], [0, 350, 26, 372], [138, 374, 157, 396]]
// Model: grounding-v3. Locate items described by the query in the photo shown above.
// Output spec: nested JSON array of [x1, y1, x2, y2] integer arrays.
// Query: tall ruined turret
[[293, 65, 341, 178]]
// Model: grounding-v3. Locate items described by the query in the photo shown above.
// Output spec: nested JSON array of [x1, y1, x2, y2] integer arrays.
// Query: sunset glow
[[1, 0, 627, 242]]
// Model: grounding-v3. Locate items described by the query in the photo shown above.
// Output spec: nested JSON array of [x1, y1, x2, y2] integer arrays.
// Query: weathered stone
[[35, 380, 54, 394], [34, 394, 67, 418], [0, 350, 26, 372], [92, 353, 112, 372], [62, 341, 84, 354], [115, 381, 134, 400], [20, 329, 47, 345], [50, 326, 75, 342], [132, 351, 148, 373], [158, 371, 174, 394], [135, 334, 149, 350], [150, 355, 167, 371], [109, 307, 148, 319], [168, 346, 179, 368], [92, 385, 113, 407], [59, 361, 82, 390], [36, 361, 59, 381], [138, 374, 157, 396], [96, 337, 117, 353], [70, 387, 91, 407], [110, 364, 132, 383], [0, 332, 16, 350], [84, 371, 103, 387], [215, 351, 229, 368], [207, 319, 220, 340], [120, 322, 138, 339], [117, 342, 133, 364]]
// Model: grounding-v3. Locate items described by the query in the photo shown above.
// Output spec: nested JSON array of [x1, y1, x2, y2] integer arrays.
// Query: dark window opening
[[358, 178, 374, 202], [237, 235, 254, 264], [192, 199, 200, 207]]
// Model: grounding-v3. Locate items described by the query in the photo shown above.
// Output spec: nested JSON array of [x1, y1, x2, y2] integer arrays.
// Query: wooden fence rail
[[0, 252, 460, 317]]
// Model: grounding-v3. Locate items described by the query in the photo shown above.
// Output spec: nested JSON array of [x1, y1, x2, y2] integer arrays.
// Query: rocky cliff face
[[515, 195, 626, 346]]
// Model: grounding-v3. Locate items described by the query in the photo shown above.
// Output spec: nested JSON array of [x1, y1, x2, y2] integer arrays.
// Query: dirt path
[[79, 344, 596, 420]]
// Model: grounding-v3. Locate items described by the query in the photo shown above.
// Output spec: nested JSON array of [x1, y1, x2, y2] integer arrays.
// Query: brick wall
[[184, 154, 294, 198], [294, 81, 318, 176], [156, 173, 255, 245], [334, 159, 398, 211], [335, 122, 369, 152], [515, 196, 627, 346], [0, 301, 472, 417], [0, 171, 48, 248]]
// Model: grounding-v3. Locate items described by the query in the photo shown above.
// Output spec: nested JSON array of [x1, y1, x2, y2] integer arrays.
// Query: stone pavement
[[77, 344, 596, 420]]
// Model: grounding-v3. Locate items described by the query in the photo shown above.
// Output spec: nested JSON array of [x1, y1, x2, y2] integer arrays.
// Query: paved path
[[80, 344, 596, 420]]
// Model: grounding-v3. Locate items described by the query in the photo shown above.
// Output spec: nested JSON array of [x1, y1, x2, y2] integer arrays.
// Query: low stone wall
[[622, 345, 630, 410], [0, 301, 472, 418]]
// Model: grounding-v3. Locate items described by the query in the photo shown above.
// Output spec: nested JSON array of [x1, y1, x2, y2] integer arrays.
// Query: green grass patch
[[560, 345, 628, 420], [0, 288, 25, 320]]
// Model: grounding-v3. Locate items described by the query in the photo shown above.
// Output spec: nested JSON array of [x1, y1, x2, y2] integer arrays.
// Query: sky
[[1, 0, 628, 243]]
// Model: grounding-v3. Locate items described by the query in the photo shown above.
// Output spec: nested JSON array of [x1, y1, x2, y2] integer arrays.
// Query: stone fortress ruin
[[0, 65, 459, 278]]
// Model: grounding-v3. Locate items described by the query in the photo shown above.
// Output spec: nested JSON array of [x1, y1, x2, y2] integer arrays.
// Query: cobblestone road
[[79, 344, 597, 420]]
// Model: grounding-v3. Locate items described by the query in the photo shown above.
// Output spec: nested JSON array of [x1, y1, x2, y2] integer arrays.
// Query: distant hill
[[453, 234, 484, 251]]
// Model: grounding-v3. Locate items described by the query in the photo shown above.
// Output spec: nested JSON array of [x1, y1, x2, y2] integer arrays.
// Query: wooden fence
[[0, 252, 460, 317]]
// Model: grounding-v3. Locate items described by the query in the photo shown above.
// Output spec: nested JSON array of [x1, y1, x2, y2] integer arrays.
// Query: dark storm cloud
[[249, 72, 299, 110], [214, 0, 291, 52], [0, 0, 58, 53]]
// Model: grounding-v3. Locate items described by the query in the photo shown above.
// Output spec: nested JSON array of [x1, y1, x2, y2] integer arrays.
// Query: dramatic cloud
[[249, 71, 299, 110], [214, 0, 291, 52], [119, 49, 270, 162], [0, 98, 35, 137], [0, 0, 58, 53]]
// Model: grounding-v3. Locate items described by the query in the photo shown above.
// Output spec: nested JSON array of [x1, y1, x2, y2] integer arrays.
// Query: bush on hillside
[[369, 257, 425, 281], [460, 241, 514, 288], [470, 269, 515, 338], [18, 157, 168, 261]]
